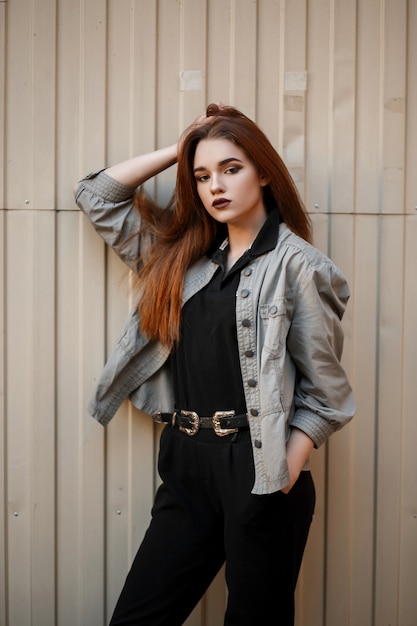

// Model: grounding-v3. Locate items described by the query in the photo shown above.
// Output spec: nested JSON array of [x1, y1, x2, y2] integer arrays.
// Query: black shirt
[[171, 209, 280, 416]]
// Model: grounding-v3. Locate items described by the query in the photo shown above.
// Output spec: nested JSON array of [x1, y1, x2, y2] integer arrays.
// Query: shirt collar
[[211, 208, 281, 267]]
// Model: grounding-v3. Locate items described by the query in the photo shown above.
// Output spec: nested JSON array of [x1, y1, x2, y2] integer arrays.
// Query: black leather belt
[[153, 410, 249, 437]]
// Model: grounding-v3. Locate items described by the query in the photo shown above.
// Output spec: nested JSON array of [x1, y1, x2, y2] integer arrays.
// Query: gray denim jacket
[[75, 170, 355, 495]]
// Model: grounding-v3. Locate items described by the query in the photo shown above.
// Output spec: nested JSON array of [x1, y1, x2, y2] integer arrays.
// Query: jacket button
[[254, 440, 262, 448], [243, 267, 252, 277], [241, 289, 250, 298], [250, 408, 259, 416], [245, 349, 254, 358], [247, 379, 257, 387], [269, 305, 278, 315], [242, 319, 251, 327]]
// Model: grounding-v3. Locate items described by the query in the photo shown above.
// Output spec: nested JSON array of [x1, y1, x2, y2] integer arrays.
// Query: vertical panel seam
[[277, 0, 285, 155], [372, 3, 387, 624]]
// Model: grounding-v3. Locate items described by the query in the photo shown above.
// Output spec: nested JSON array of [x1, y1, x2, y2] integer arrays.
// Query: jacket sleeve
[[74, 169, 150, 270], [286, 252, 355, 447]]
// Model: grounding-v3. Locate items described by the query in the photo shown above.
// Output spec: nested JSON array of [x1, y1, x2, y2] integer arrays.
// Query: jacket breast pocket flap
[[259, 299, 287, 356]]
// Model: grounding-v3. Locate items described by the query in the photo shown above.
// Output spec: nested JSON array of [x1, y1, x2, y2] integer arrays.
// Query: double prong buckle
[[213, 410, 239, 437], [175, 410, 200, 436]]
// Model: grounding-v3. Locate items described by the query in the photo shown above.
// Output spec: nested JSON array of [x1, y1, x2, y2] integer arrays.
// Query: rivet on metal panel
[[13, 512, 19, 517], [25, 199, 30, 205], [116, 510, 122, 515], [314, 204, 319, 209]]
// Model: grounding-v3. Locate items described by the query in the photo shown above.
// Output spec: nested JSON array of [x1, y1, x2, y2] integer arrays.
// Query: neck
[[227, 214, 265, 247], [226, 217, 266, 271]]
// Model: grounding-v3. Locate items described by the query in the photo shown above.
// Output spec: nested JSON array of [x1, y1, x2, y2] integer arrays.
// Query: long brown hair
[[136, 104, 312, 347]]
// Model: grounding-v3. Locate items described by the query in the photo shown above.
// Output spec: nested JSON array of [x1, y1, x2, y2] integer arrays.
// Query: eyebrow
[[193, 157, 243, 173]]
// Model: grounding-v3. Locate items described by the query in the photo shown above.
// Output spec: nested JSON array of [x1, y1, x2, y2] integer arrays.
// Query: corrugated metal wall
[[1, 0, 416, 624]]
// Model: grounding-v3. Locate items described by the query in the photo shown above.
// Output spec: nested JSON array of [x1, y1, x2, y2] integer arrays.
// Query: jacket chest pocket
[[259, 298, 288, 357]]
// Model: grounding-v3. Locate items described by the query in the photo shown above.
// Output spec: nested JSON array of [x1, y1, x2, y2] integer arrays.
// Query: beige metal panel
[[0, 5, 6, 624], [79, 0, 107, 173], [283, 0, 307, 200], [399, 215, 417, 626], [6, 210, 56, 625], [57, 0, 106, 208], [326, 215, 379, 625], [130, 0, 158, 165], [155, 0, 181, 206], [2, 1, 417, 625], [0, 1, 5, 207], [355, 0, 384, 215], [305, 0, 332, 214], [6, 0, 56, 210], [179, 0, 208, 128], [374, 216, 405, 623], [256, 0, 284, 152], [405, 0, 417, 215], [228, 0, 257, 116], [209, 0, 259, 114], [59, 0, 107, 197], [330, 0, 356, 214], [56, 0, 83, 209], [206, 0, 232, 103], [6, 0, 33, 208], [0, 210, 5, 625], [380, 0, 407, 214], [56, 211, 106, 626], [325, 215, 360, 626], [107, 0, 159, 198], [295, 213, 356, 626], [107, 0, 158, 166], [108, 0, 140, 165], [156, 0, 181, 137]]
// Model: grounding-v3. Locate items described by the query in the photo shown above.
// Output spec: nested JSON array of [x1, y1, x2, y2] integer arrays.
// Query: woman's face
[[193, 138, 268, 230]]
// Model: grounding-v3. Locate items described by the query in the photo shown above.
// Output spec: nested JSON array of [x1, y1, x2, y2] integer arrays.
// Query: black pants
[[109, 425, 315, 626]]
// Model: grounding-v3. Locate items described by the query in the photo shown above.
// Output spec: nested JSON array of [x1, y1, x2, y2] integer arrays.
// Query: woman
[[74, 104, 354, 625]]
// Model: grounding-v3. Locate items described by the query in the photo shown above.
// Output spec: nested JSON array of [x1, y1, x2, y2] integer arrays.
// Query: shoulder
[[276, 224, 345, 277], [275, 224, 350, 312], [277, 224, 330, 266]]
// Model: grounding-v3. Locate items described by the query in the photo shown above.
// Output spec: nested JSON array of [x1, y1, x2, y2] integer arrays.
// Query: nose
[[210, 173, 225, 194]]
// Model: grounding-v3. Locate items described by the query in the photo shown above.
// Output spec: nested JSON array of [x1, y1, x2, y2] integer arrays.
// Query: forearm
[[281, 427, 314, 494], [104, 144, 179, 188]]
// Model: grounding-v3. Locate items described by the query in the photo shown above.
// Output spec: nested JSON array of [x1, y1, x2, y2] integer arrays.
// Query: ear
[[260, 174, 269, 187]]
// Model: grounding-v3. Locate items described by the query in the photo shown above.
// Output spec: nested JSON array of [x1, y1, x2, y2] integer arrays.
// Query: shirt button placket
[[238, 266, 260, 436]]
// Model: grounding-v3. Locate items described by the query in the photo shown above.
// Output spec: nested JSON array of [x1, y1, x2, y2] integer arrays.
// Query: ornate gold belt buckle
[[213, 411, 238, 437], [177, 410, 200, 436]]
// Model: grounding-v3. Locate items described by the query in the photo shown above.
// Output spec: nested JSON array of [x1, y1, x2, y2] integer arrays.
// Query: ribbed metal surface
[[1, 1, 416, 624]]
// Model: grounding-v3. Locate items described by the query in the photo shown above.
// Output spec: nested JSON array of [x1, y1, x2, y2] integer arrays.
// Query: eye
[[195, 173, 210, 183], [225, 165, 241, 175]]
